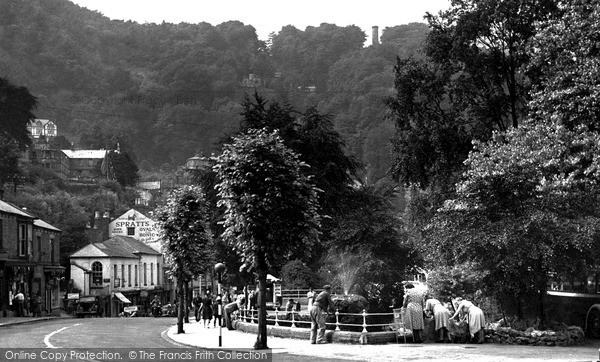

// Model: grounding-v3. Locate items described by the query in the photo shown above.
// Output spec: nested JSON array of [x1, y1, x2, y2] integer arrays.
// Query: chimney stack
[[372, 26, 379, 46]]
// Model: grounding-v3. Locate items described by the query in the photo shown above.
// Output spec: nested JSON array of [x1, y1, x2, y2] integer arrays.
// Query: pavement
[[164, 320, 600, 362], [2, 315, 599, 361], [0, 314, 65, 327]]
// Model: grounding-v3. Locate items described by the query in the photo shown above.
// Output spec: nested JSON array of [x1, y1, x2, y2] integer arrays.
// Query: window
[[37, 235, 42, 261], [128, 265, 132, 287], [121, 265, 125, 287], [18, 224, 27, 256], [156, 263, 160, 285], [143, 263, 147, 286], [135, 265, 138, 286], [127, 227, 135, 236], [0, 219, 4, 249], [49, 237, 55, 263], [150, 263, 154, 285], [92, 262, 103, 286], [28, 227, 33, 257]]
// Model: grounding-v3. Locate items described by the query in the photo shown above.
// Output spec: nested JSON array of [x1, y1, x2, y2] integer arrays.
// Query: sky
[[69, 0, 451, 45]]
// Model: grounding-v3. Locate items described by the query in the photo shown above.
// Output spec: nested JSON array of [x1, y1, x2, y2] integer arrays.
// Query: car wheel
[[588, 309, 600, 339]]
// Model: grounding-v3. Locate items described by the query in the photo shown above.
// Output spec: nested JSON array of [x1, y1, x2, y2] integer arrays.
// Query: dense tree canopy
[[527, 0, 600, 130], [239, 94, 361, 215], [387, 0, 561, 191], [429, 121, 600, 319]]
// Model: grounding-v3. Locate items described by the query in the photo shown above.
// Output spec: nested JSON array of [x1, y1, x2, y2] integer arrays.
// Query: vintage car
[[74, 296, 101, 318], [123, 305, 146, 317]]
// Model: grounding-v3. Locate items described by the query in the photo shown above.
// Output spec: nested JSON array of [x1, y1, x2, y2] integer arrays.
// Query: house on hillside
[[135, 181, 161, 207], [70, 235, 168, 317], [61, 149, 107, 182], [27, 119, 57, 139], [28, 139, 70, 179], [0, 199, 63, 317]]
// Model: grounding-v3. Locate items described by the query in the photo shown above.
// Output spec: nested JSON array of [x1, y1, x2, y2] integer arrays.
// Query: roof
[[71, 236, 161, 258], [93, 241, 138, 258], [30, 119, 54, 127], [33, 219, 62, 232], [0, 200, 35, 219], [111, 209, 152, 223], [61, 150, 107, 159], [137, 181, 161, 190], [104, 236, 161, 256]]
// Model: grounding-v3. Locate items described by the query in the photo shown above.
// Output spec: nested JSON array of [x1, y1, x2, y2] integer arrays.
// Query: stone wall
[[484, 326, 586, 346]]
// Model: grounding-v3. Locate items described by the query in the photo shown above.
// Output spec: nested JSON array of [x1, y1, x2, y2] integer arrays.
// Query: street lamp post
[[214, 262, 226, 347]]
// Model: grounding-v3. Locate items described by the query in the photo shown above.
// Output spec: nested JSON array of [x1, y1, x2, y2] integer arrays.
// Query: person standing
[[14, 290, 25, 317], [200, 292, 213, 328], [402, 283, 425, 343], [30, 293, 38, 317], [451, 299, 486, 343], [192, 293, 202, 322], [35, 293, 43, 317], [24, 293, 30, 317], [309, 285, 334, 344], [212, 295, 222, 327], [425, 297, 451, 342], [306, 288, 315, 311], [285, 299, 295, 320]]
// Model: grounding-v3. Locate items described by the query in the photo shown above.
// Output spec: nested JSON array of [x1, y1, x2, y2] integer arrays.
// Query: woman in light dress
[[402, 283, 425, 343], [424, 297, 451, 342], [451, 299, 486, 343]]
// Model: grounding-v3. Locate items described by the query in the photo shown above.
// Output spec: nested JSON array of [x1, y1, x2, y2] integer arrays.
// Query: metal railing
[[235, 307, 396, 333]]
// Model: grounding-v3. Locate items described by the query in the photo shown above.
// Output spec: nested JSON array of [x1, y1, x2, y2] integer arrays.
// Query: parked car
[[74, 296, 101, 318]]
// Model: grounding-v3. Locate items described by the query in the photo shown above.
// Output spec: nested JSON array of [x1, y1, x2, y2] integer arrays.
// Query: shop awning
[[114, 292, 131, 304]]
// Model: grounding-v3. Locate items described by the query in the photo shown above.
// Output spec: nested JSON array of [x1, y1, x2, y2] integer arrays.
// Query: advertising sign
[[108, 209, 160, 242]]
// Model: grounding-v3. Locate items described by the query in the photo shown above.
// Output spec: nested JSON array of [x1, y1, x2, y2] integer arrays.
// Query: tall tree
[[429, 121, 600, 322], [157, 186, 214, 334], [387, 0, 561, 190], [424, 0, 559, 130], [0, 77, 37, 148], [214, 128, 320, 349], [239, 93, 361, 216], [527, 0, 600, 131], [104, 150, 139, 187], [0, 77, 37, 190], [427, 0, 600, 322]]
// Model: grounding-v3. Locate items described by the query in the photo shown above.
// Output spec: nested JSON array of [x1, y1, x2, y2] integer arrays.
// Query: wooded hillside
[[0, 0, 428, 182]]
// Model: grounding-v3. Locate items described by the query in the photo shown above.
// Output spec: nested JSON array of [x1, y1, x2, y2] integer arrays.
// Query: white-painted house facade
[[70, 235, 165, 317]]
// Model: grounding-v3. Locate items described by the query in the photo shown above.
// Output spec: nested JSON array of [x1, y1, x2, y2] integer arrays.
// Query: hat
[[323, 285, 331, 290]]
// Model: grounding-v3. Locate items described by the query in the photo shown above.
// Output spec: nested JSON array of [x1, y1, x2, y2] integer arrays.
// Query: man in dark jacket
[[309, 285, 334, 344]]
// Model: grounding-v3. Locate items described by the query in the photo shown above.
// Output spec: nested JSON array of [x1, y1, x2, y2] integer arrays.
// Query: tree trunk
[[254, 262, 268, 350], [537, 265, 547, 328], [177, 278, 185, 334], [184, 281, 190, 324]]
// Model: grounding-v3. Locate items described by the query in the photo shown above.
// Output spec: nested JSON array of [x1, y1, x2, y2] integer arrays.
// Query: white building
[[69, 235, 166, 317], [27, 119, 57, 138]]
